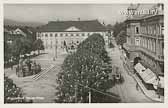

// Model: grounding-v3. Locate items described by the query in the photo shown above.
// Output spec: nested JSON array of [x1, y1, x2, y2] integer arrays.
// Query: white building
[[36, 20, 108, 53]]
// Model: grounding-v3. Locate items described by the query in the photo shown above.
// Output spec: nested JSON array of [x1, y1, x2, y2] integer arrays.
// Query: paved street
[[107, 44, 154, 103], [5, 52, 67, 103]]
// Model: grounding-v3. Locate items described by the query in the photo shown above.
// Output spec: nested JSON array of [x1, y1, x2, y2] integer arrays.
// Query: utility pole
[[54, 39, 57, 61], [55, 39, 57, 58], [75, 82, 78, 103], [89, 90, 91, 103]]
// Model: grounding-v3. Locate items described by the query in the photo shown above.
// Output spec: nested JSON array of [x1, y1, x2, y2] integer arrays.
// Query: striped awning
[[134, 63, 146, 73], [142, 68, 157, 84], [134, 63, 157, 85]]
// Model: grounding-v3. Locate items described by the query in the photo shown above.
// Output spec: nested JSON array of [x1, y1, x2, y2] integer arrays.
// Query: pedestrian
[[157, 78, 161, 98], [136, 83, 139, 91]]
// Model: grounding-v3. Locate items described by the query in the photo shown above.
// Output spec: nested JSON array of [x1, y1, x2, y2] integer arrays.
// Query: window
[[50, 33, 53, 37], [71, 34, 73, 36], [161, 24, 164, 35], [60, 33, 63, 37], [45, 34, 48, 37], [135, 37, 140, 46], [55, 33, 57, 37], [82, 33, 85, 36], [88, 33, 90, 36], [65, 33, 68, 36], [135, 26, 139, 34], [76, 33, 79, 36]]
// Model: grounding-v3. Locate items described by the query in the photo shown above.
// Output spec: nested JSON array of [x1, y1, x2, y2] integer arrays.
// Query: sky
[[4, 4, 154, 25]]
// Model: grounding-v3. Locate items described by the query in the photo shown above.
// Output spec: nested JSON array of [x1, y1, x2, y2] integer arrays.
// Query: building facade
[[123, 4, 164, 89], [36, 20, 108, 53]]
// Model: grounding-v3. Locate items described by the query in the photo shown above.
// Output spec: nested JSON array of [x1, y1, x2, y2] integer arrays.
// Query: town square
[[4, 3, 164, 103]]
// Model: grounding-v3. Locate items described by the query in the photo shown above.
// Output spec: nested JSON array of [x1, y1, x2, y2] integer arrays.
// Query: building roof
[[37, 20, 106, 32], [4, 26, 35, 35]]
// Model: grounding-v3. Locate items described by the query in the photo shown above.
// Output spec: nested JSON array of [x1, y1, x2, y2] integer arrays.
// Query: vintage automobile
[[112, 66, 122, 82]]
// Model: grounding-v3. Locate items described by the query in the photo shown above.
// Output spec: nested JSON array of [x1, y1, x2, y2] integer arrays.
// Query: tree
[[55, 34, 120, 103], [56, 50, 116, 103], [4, 76, 32, 103], [4, 41, 12, 64], [11, 37, 32, 62], [112, 22, 126, 38], [33, 39, 44, 55], [116, 30, 126, 46], [77, 33, 111, 64]]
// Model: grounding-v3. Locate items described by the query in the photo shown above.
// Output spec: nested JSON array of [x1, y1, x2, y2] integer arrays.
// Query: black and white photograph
[[3, 3, 164, 103]]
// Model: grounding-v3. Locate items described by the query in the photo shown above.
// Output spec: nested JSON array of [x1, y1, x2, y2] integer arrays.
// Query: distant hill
[[4, 19, 45, 27]]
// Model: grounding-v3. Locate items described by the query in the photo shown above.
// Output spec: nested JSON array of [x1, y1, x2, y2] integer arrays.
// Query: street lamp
[[53, 39, 58, 61]]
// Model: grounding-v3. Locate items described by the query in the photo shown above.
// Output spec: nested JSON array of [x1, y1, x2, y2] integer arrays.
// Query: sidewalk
[[120, 50, 164, 103]]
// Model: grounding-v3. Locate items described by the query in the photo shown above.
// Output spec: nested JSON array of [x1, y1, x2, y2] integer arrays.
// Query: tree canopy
[[4, 76, 32, 103], [55, 33, 120, 103]]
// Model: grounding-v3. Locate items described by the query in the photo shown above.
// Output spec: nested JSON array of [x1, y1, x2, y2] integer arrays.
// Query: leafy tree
[[56, 50, 115, 103], [33, 39, 44, 55], [4, 41, 11, 63], [112, 22, 126, 38], [11, 37, 32, 62], [77, 33, 111, 64], [56, 33, 120, 103], [116, 30, 126, 46], [4, 76, 32, 103]]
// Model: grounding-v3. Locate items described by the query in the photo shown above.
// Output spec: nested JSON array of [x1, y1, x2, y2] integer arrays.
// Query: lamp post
[[53, 39, 57, 61]]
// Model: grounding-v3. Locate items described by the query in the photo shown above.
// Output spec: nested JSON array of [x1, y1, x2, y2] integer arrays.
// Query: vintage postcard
[[3, 2, 165, 104]]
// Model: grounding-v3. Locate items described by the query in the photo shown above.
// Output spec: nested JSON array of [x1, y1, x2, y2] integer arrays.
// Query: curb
[[123, 61, 163, 103]]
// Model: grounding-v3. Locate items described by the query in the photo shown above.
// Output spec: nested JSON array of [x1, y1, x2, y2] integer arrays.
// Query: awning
[[134, 63, 146, 73], [134, 63, 157, 85], [141, 68, 157, 84]]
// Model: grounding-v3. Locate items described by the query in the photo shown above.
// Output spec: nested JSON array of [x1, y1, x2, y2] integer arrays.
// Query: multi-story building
[[123, 4, 164, 90], [36, 20, 108, 53]]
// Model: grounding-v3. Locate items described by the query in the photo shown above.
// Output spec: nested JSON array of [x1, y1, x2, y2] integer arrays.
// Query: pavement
[[107, 47, 154, 103], [121, 49, 164, 103], [107, 39, 163, 103], [4, 51, 67, 103]]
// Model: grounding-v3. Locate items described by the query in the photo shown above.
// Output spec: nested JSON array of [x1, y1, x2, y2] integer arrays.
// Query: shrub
[[4, 76, 32, 103]]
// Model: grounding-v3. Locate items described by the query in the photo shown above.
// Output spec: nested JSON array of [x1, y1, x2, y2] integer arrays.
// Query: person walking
[[136, 83, 139, 91], [157, 78, 161, 98]]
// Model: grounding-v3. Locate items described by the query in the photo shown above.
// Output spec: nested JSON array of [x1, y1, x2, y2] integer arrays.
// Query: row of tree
[[107, 22, 127, 46], [4, 33, 44, 67], [55, 33, 120, 103]]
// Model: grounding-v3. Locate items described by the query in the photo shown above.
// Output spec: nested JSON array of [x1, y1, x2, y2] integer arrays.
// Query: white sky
[[4, 4, 154, 25]]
